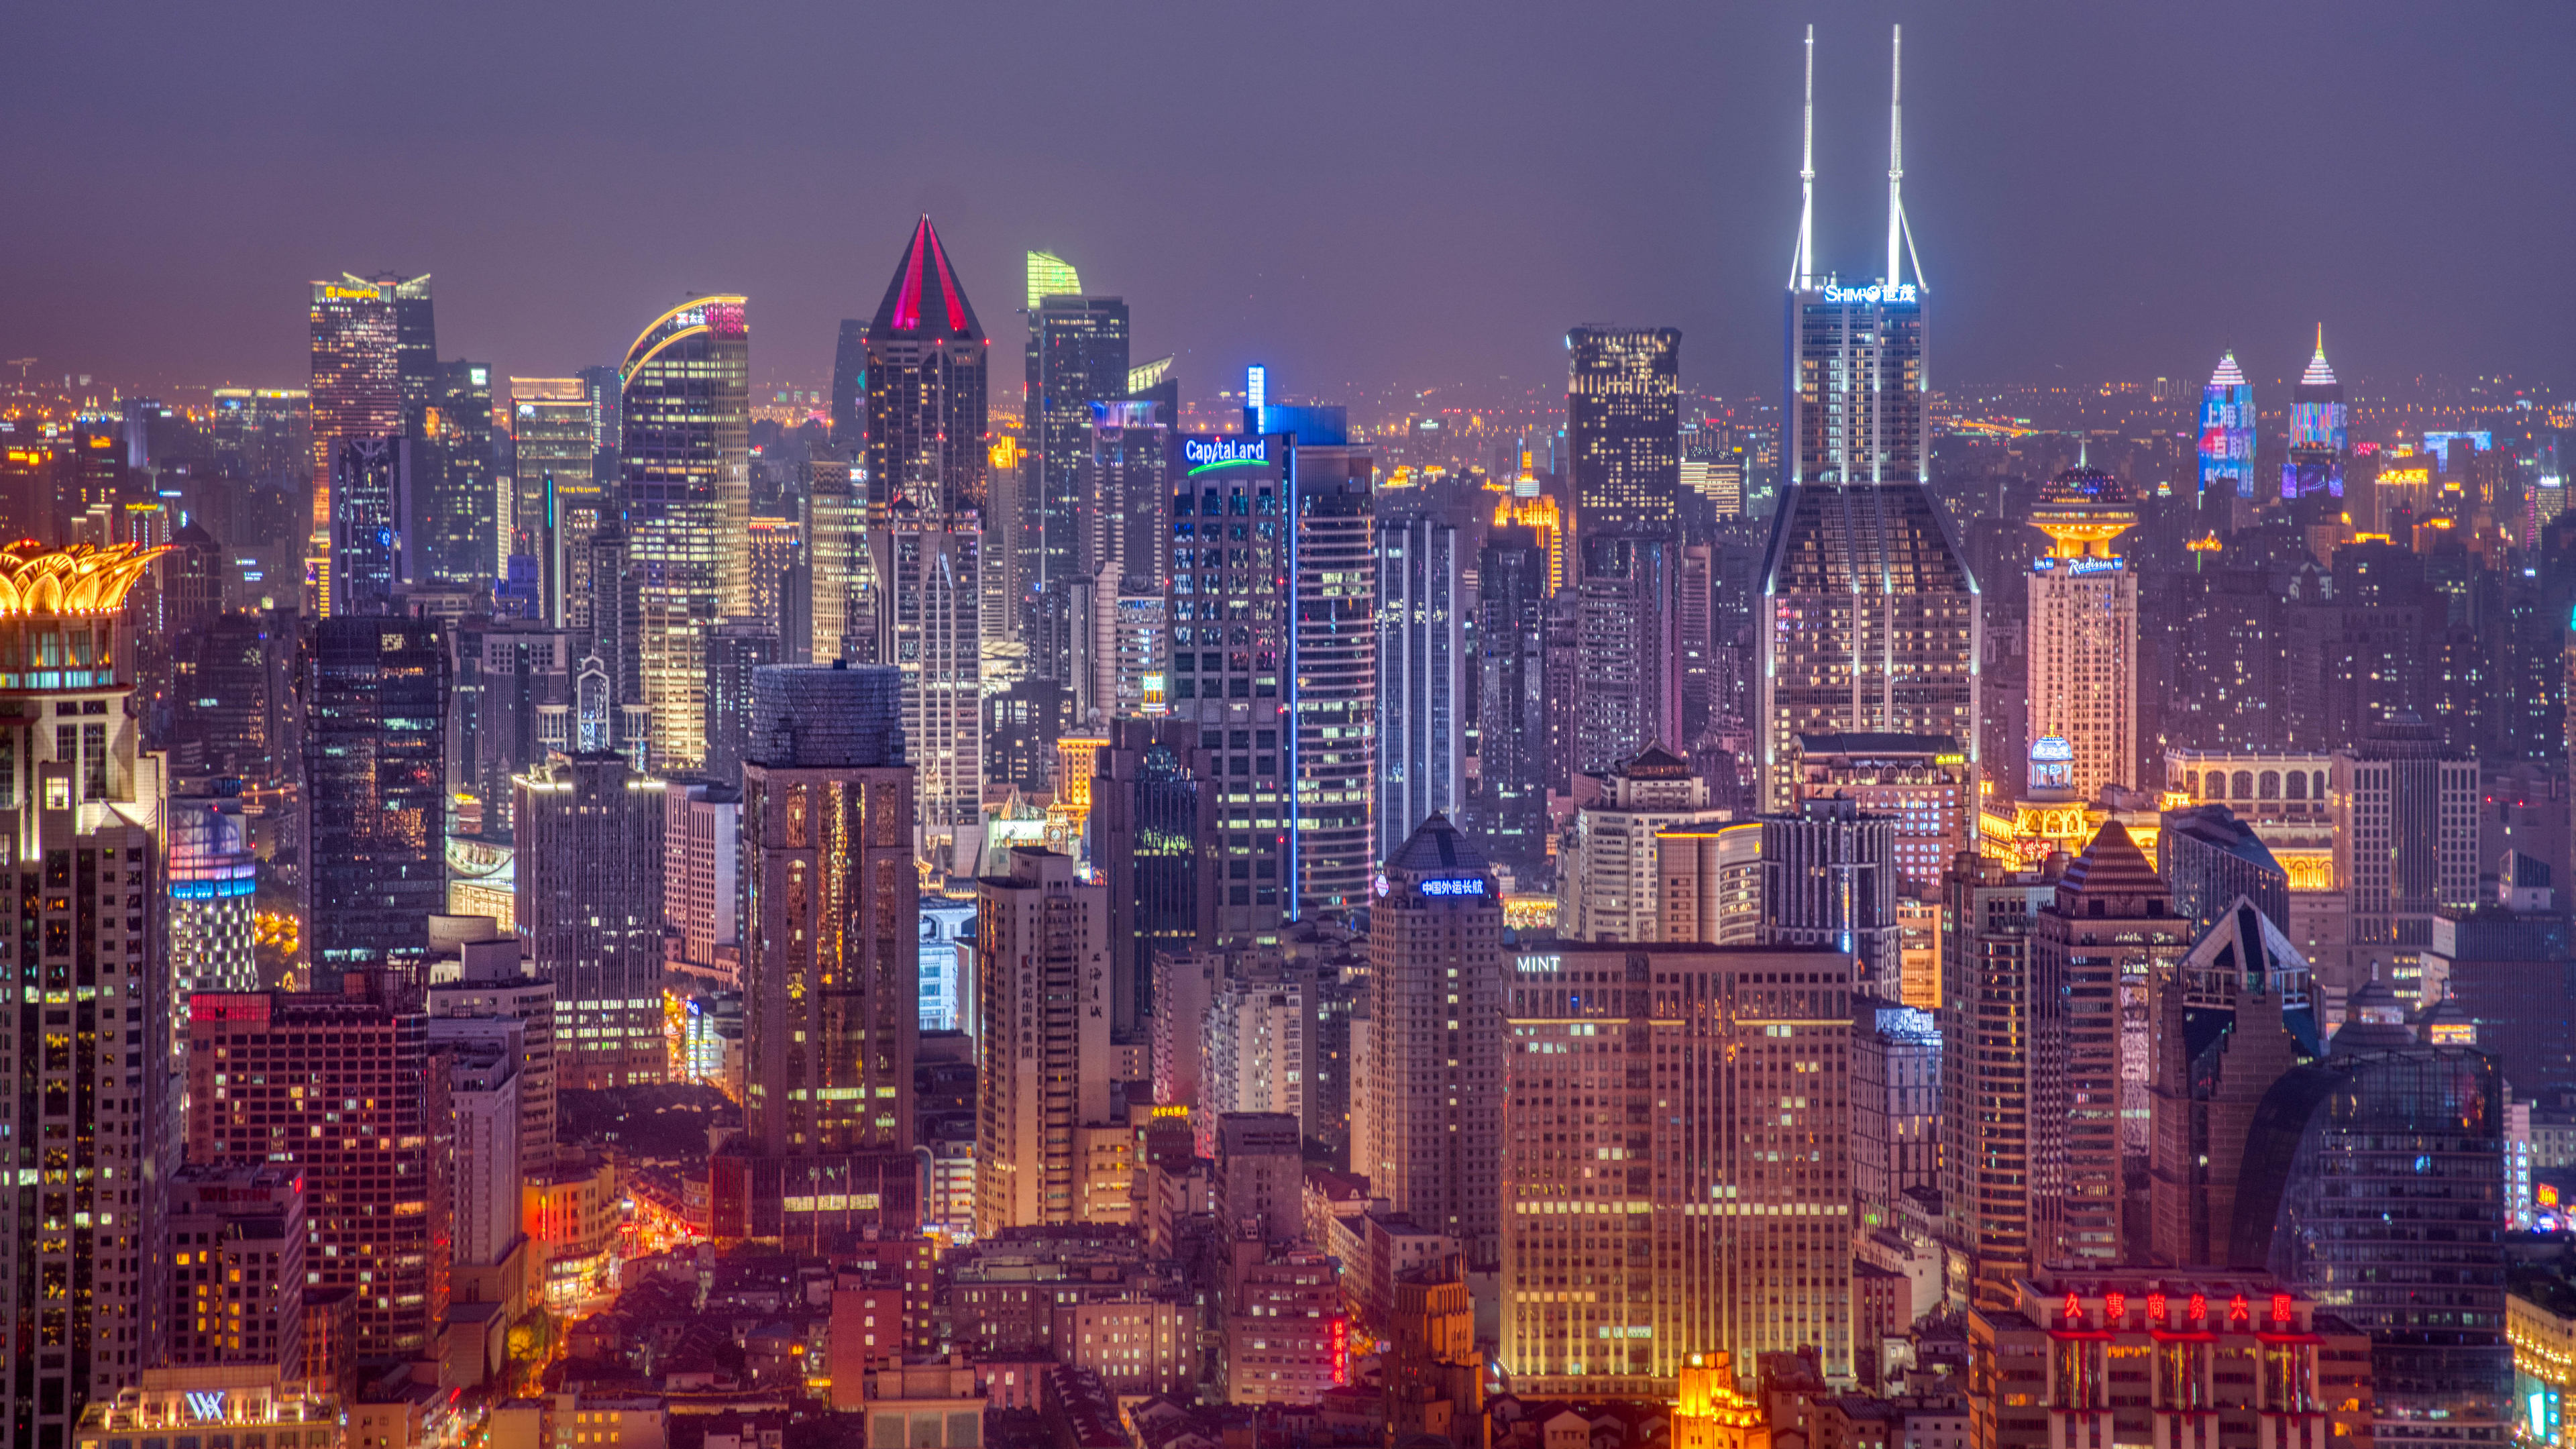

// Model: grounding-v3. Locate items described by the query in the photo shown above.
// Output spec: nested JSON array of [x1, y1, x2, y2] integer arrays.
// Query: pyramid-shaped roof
[[1383, 811, 1491, 877], [868, 215, 983, 342], [2299, 329, 2337, 387], [2208, 350, 2246, 388], [2056, 820, 2167, 903]]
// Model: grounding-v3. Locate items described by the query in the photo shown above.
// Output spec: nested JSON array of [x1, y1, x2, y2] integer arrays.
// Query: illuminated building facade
[[1565, 327, 1680, 539], [1362, 816, 1503, 1265], [973, 847, 1111, 1234], [307, 276, 401, 597], [2197, 350, 2257, 500], [1965, 1272, 2375, 1449], [1558, 744, 1729, 943], [1091, 717, 1210, 1026], [618, 294, 751, 771], [508, 376, 599, 621], [2027, 464, 2140, 798], [1760, 30, 1976, 810], [721, 664, 919, 1240], [1759, 796, 1901, 998], [304, 615, 447, 980], [1472, 521, 1551, 871], [167, 1163, 307, 1372], [325, 437, 405, 616], [865, 216, 988, 515], [2336, 712, 2479, 1004], [515, 753, 667, 1089], [1572, 533, 1680, 777], [186, 980, 449, 1361], [168, 782, 258, 1018], [2284, 331, 2349, 502], [1376, 515, 1467, 859], [1786, 731, 1968, 895], [1024, 285, 1128, 675], [1941, 855, 2059, 1310], [1501, 941, 1858, 1393], [869, 514, 982, 868]]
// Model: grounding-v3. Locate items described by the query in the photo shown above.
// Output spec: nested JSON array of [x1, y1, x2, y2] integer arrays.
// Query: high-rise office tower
[[166, 1163, 307, 1373], [805, 456, 865, 662], [1852, 1000, 1941, 1233], [0, 544, 171, 1442], [307, 276, 402, 594], [416, 358, 497, 586], [2197, 351, 2257, 502], [1654, 819, 1766, 945], [2337, 711, 2479, 1002], [703, 619, 780, 786], [746, 517, 800, 638], [1167, 425, 1377, 940], [446, 1036, 523, 1281], [1472, 523, 1550, 871], [869, 515, 982, 868], [2145, 900, 2320, 1269], [325, 437, 406, 616], [445, 616, 575, 836], [2282, 329, 2348, 504], [718, 663, 918, 1241], [1759, 28, 1978, 808], [618, 294, 751, 771], [514, 753, 667, 1089], [168, 780, 258, 1021], [186, 975, 450, 1362], [973, 847, 1112, 1234], [829, 319, 867, 451], [1500, 941, 1858, 1392], [2027, 464, 2140, 798], [662, 780, 741, 977], [2029, 823, 2187, 1266], [385, 270, 437, 413], [1360, 816, 1503, 1264], [1758, 796, 1902, 996], [508, 377, 600, 623], [303, 614, 448, 980], [1941, 854, 2059, 1311], [2237, 987, 2509, 1445], [1571, 533, 1681, 777], [1092, 718, 1211, 1027], [864, 217, 987, 515], [1564, 327, 1681, 542], [1784, 733, 1970, 897], [1025, 280, 1130, 675], [1376, 515, 1468, 861], [1071, 400, 1172, 723]]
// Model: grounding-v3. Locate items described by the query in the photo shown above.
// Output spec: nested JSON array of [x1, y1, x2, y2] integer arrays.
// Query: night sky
[[5, 0, 2570, 405]]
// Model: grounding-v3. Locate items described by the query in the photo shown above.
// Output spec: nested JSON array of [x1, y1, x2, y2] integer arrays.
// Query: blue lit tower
[[2282, 328, 2347, 504], [2196, 351, 2256, 500], [1758, 25, 1980, 808]]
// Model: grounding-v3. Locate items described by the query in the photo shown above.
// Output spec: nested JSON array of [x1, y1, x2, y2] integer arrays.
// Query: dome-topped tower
[[2031, 464, 2139, 559]]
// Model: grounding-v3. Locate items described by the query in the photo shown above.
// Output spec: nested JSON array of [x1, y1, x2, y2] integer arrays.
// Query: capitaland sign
[[1183, 437, 1269, 473], [1822, 282, 1918, 305]]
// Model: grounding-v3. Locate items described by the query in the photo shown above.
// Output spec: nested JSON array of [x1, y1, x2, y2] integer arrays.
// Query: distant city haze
[[3, 0, 2569, 400]]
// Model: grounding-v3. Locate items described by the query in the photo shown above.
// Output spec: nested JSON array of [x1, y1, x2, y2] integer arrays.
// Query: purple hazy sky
[[3, 0, 2570, 405]]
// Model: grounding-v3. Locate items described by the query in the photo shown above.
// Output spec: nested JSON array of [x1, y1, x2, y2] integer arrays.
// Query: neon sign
[[1823, 282, 1917, 305], [1183, 437, 1267, 473], [1420, 878, 1487, 898], [186, 1391, 229, 1423], [1330, 1317, 1348, 1385]]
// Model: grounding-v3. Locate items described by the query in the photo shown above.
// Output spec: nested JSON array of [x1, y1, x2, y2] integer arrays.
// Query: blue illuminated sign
[[1822, 282, 1917, 305], [1183, 437, 1268, 473], [1420, 877, 1487, 898]]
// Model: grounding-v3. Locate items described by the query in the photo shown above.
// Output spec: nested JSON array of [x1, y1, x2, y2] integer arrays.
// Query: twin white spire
[[1790, 25, 1925, 294]]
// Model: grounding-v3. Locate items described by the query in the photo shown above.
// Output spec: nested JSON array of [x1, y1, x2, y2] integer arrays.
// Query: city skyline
[[3, 5, 2571, 403]]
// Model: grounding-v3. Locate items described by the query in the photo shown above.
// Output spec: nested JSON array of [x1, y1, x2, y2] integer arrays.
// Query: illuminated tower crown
[[2031, 465, 2137, 559]]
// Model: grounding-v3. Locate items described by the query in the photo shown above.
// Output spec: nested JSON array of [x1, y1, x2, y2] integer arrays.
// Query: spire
[[2300, 328, 2337, 386], [869, 215, 984, 342], [1886, 24, 1925, 291], [1790, 25, 1815, 290]]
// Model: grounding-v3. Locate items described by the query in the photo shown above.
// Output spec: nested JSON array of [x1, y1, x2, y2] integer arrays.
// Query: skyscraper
[[1025, 283, 1130, 675], [307, 276, 401, 571], [829, 318, 867, 451], [1167, 426, 1377, 940], [2196, 351, 2256, 501], [1092, 717, 1211, 1027], [1564, 327, 1681, 541], [168, 780, 258, 1014], [2283, 329, 2348, 504], [0, 544, 171, 1443], [869, 513, 982, 868], [415, 358, 497, 586], [1470, 523, 1550, 871], [718, 663, 918, 1241], [864, 216, 987, 515], [2027, 464, 2141, 798], [1501, 941, 1858, 1391], [618, 294, 751, 771], [1571, 532, 1680, 776], [325, 437, 406, 616], [515, 753, 667, 1089], [1941, 854, 2059, 1310], [508, 377, 600, 623], [1759, 796, 1902, 996], [1360, 816, 1503, 1265], [1376, 514, 1468, 860], [973, 846, 1112, 1234], [1758, 27, 1978, 808], [303, 614, 448, 980], [2337, 711, 2479, 1002]]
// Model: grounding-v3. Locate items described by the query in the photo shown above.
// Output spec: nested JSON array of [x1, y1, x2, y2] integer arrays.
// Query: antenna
[[1790, 25, 1815, 290], [1888, 25, 1903, 288]]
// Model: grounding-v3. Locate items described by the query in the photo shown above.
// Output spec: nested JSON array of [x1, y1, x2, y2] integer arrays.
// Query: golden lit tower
[[2025, 462, 2139, 799]]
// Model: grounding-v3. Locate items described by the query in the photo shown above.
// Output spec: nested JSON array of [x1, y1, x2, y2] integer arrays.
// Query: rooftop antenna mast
[[1790, 25, 1815, 290], [1888, 24, 1926, 291]]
